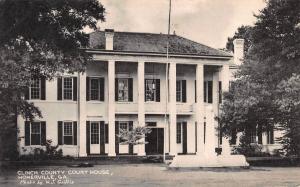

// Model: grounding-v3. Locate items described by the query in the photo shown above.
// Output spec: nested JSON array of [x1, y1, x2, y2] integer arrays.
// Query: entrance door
[[146, 128, 164, 155], [90, 122, 100, 154]]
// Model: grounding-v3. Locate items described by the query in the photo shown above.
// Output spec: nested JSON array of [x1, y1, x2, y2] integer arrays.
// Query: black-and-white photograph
[[0, 0, 300, 186]]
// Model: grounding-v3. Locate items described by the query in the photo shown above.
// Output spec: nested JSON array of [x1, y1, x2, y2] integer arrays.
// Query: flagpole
[[164, 0, 172, 163]]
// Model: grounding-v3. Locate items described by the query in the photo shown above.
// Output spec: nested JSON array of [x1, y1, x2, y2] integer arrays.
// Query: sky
[[95, 0, 266, 49]]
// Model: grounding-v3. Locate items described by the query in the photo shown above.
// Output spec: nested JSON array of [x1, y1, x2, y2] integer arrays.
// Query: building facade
[[17, 30, 280, 158]]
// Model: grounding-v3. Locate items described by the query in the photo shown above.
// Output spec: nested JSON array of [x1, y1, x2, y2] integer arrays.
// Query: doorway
[[145, 128, 164, 155]]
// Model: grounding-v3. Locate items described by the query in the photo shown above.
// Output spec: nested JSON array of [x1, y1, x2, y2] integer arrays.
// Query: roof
[[89, 31, 232, 57]]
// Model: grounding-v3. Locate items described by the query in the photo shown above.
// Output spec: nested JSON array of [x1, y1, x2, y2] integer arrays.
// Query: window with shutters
[[176, 80, 182, 102], [31, 122, 41, 145], [90, 78, 101, 100], [119, 122, 128, 143], [63, 122, 73, 145], [267, 127, 274, 144], [63, 77, 73, 100], [204, 81, 213, 103], [145, 79, 156, 101], [90, 122, 99, 144], [117, 79, 129, 101], [30, 78, 41, 100]]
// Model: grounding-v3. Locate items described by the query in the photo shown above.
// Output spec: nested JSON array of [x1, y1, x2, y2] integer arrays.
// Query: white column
[[138, 61, 146, 156], [108, 60, 116, 156], [196, 64, 205, 155], [221, 64, 231, 155], [79, 72, 87, 157], [169, 62, 177, 156]]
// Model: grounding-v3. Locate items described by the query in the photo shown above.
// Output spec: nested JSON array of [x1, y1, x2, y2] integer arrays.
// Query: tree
[[117, 126, 152, 145], [0, 0, 105, 159], [220, 0, 300, 156]]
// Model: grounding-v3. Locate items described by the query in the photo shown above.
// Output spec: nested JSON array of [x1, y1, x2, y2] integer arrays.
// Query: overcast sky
[[96, 0, 266, 49]]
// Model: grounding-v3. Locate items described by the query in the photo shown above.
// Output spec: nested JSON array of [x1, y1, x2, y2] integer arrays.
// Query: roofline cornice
[[84, 49, 233, 60]]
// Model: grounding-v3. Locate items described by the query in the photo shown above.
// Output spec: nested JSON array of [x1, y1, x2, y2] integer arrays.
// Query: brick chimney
[[233, 39, 244, 65], [104, 29, 114, 50]]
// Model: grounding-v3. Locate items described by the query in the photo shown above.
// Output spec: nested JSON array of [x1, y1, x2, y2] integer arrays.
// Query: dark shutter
[[41, 121, 46, 145], [25, 87, 29, 100], [156, 79, 160, 102], [100, 121, 105, 155], [73, 121, 77, 145], [86, 121, 90, 154], [208, 81, 213, 103], [182, 80, 186, 103], [204, 81, 207, 102], [115, 121, 119, 154], [219, 81, 222, 103], [195, 80, 197, 103], [144, 80, 147, 102], [105, 124, 109, 143], [73, 77, 77, 101], [257, 125, 262, 144], [57, 77, 62, 100], [115, 78, 118, 101], [128, 78, 133, 102], [86, 77, 90, 101], [195, 122, 197, 152], [57, 121, 63, 145], [128, 121, 134, 154], [25, 121, 30, 145], [176, 122, 181, 143], [100, 78, 105, 101], [204, 122, 206, 144], [182, 122, 187, 154], [41, 77, 46, 100]]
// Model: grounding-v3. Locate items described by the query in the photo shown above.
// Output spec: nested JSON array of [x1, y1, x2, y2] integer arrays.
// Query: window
[[249, 129, 257, 143], [204, 81, 213, 103], [146, 122, 157, 127], [30, 78, 41, 99], [90, 78, 100, 100], [176, 80, 186, 102], [90, 122, 99, 144], [119, 122, 128, 143], [145, 79, 156, 101], [31, 122, 41, 145], [176, 122, 182, 143], [118, 79, 129, 101], [63, 77, 73, 100], [176, 81, 182, 102], [63, 122, 73, 145], [267, 127, 274, 144]]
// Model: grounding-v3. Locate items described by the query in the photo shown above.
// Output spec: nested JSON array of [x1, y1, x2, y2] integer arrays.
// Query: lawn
[[1, 164, 300, 187]]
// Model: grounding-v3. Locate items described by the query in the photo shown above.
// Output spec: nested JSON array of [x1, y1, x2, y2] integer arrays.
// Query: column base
[[108, 153, 116, 157], [137, 152, 146, 156], [79, 153, 87, 157]]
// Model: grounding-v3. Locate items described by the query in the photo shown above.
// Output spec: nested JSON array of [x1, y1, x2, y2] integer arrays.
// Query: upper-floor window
[[86, 77, 105, 101], [30, 78, 41, 99], [63, 77, 73, 100], [25, 77, 46, 100], [204, 81, 213, 103], [115, 78, 133, 102], [176, 80, 186, 102], [57, 77, 77, 101], [145, 79, 160, 102]]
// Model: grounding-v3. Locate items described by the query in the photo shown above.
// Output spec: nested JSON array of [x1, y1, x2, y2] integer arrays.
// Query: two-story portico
[[18, 29, 245, 164]]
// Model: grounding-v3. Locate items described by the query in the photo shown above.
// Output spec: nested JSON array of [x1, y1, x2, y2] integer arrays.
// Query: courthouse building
[[17, 29, 280, 158]]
